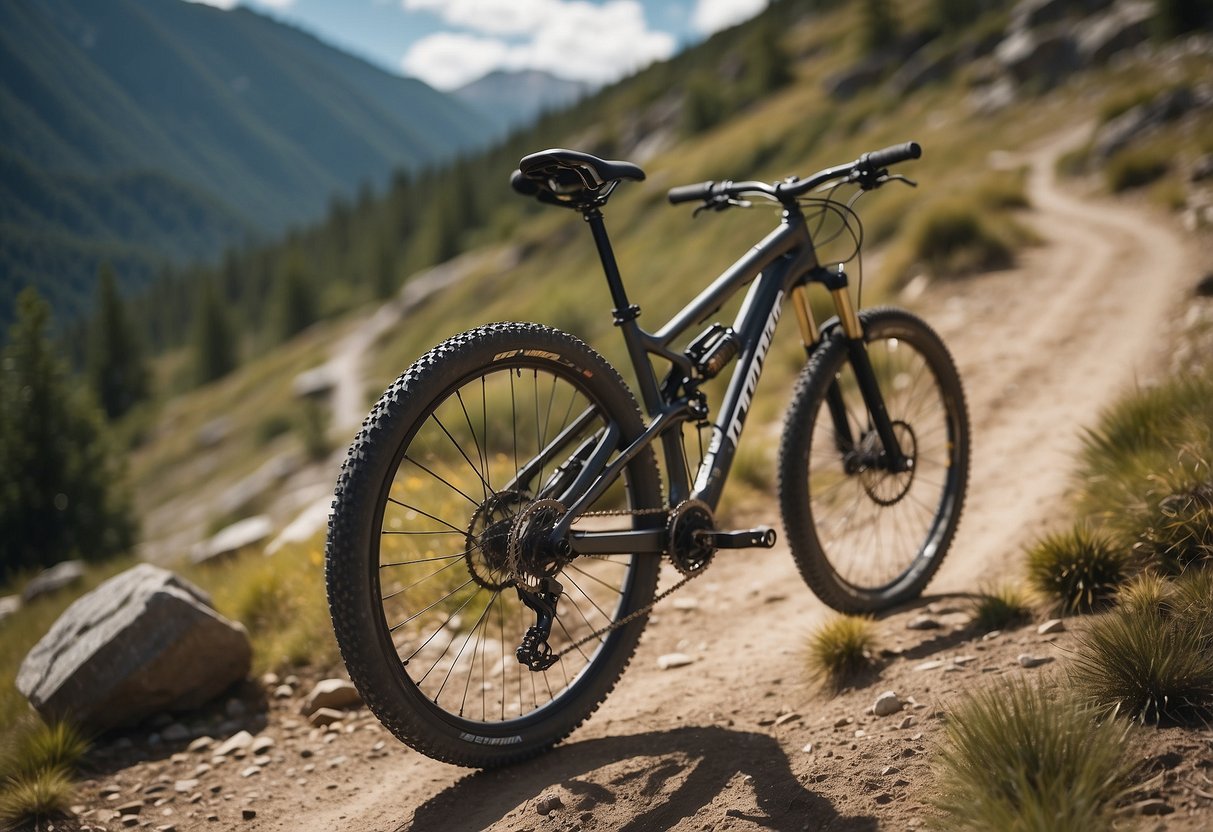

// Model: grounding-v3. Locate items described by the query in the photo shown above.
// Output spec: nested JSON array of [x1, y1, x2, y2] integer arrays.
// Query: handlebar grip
[[863, 141, 922, 170], [667, 181, 716, 205]]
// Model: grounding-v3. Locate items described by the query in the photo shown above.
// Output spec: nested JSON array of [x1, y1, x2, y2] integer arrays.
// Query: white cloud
[[401, 32, 514, 90], [402, 0, 674, 90], [254, 0, 298, 8], [402, 0, 557, 36], [691, 0, 767, 35], [185, 0, 239, 9]]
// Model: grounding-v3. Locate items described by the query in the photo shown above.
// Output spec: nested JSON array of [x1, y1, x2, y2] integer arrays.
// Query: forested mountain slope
[[0, 0, 491, 327]]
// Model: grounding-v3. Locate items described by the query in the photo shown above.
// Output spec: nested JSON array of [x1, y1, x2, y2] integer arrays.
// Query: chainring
[[666, 499, 716, 576]]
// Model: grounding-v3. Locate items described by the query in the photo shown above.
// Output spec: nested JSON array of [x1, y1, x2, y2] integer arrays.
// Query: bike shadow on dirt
[[398, 725, 878, 832]]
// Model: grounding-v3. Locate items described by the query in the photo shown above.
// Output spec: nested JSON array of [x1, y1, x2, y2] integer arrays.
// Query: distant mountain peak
[[454, 69, 592, 135]]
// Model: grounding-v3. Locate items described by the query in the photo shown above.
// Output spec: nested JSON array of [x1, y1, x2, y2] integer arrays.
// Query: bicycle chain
[[551, 505, 702, 659]]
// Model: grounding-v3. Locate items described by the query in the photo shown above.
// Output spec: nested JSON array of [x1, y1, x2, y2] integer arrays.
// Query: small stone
[[773, 712, 801, 726], [250, 737, 274, 755], [952, 655, 976, 665], [100, 785, 122, 797], [121, 816, 140, 828], [907, 615, 940, 630], [252, 755, 271, 767], [301, 679, 362, 716], [656, 653, 694, 670], [881, 766, 899, 776], [672, 597, 699, 611], [162, 723, 190, 743], [1134, 799, 1174, 816], [260, 672, 280, 688], [239, 766, 261, 778], [854, 729, 866, 738], [273, 685, 293, 699], [536, 793, 564, 816], [213, 731, 253, 758], [308, 708, 345, 728], [898, 716, 914, 730], [872, 691, 903, 717], [982, 630, 1002, 641], [174, 780, 198, 794], [833, 716, 853, 728], [1017, 654, 1052, 668], [242, 809, 257, 821], [801, 743, 814, 753], [116, 801, 144, 815], [1037, 619, 1065, 635], [913, 660, 944, 672], [194, 764, 211, 777]]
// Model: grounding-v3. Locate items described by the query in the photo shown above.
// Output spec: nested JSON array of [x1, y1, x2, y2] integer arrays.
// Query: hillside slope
[[0, 0, 491, 326]]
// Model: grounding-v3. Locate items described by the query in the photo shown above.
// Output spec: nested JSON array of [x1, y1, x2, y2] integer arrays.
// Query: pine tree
[[192, 280, 237, 384], [271, 257, 318, 342], [87, 264, 150, 420], [0, 288, 136, 578]]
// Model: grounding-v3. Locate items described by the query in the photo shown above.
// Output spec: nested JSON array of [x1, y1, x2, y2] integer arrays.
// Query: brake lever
[[693, 196, 751, 218], [882, 174, 918, 188]]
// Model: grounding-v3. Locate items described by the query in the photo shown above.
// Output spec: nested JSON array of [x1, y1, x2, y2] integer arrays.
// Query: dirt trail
[[83, 130, 1207, 831]]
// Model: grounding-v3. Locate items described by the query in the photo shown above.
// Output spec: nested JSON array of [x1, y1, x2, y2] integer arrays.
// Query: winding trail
[[242, 129, 1199, 830]]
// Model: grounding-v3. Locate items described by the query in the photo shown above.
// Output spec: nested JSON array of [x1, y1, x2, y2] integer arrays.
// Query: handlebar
[[666, 140, 921, 206]]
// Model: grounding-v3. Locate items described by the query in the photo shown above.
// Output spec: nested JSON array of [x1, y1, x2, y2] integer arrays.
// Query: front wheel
[[778, 307, 969, 612], [326, 323, 663, 767]]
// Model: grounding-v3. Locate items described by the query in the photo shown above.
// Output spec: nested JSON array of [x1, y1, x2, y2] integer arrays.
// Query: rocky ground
[[40, 122, 1213, 832]]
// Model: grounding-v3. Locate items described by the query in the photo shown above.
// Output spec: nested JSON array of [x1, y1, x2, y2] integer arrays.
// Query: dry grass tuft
[[805, 614, 878, 690], [1025, 526, 1129, 614]]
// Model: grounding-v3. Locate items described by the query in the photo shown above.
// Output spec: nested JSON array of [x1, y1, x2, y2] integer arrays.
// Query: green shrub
[[806, 614, 877, 689], [931, 680, 1135, 831], [1070, 603, 1213, 723], [1105, 146, 1170, 192], [0, 721, 88, 783], [970, 583, 1032, 632], [1025, 526, 1129, 614], [1132, 477, 1213, 573], [1115, 571, 1171, 616], [0, 768, 75, 827]]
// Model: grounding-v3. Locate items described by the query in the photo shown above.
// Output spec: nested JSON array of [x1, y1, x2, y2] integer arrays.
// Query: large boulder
[[22, 560, 86, 602], [17, 564, 251, 733]]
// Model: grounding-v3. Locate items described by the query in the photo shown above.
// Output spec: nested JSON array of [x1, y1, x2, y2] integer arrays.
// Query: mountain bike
[[326, 141, 969, 767]]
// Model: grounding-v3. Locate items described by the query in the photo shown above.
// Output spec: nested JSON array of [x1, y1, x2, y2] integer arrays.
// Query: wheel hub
[[465, 491, 527, 590], [856, 421, 917, 506], [507, 499, 570, 592]]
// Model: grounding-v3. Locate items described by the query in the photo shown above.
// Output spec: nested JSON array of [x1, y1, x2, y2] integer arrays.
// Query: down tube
[[690, 264, 791, 508]]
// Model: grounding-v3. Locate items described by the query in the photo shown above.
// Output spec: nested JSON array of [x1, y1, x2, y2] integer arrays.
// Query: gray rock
[[968, 77, 1016, 116], [656, 653, 695, 670], [1077, 1, 1152, 65], [214, 731, 254, 758], [1037, 618, 1065, 635], [0, 594, 20, 623], [308, 708, 344, 728], [1191, 154, 1213, 183], [996, 28, 1079, 88], [16, 565, 250, 733], [195, 417, 231, 450], [1010, 0, 1112, 30], [1093, 86, 1200, 160], [1017, 653, 1053, 668], [824, 56, 888, 101], [872, 691, 903, 717], [906, 615, 940, 631], [536, 793, 564, 816], [292, 367, 336, 400], [191, 516, 274, 565], [22, 560, 86, 602], [301, 679, 362, 716]]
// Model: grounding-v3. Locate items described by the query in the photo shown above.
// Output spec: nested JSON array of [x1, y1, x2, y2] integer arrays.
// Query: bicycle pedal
[[694, 527, 777, 549]]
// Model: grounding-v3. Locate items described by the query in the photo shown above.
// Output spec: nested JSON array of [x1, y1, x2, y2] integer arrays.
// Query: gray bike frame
[[542, 205, 865, 557]]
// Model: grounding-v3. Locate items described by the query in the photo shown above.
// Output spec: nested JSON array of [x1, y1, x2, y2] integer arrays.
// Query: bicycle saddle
[[512, 148, 645, 208]]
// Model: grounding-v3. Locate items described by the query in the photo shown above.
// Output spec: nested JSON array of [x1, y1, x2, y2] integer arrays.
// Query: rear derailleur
[[515, 577, 563, 671]]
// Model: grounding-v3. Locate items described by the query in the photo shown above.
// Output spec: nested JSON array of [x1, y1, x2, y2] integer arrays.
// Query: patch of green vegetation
[[931, 679, 1135, 831], [1106, 145, 1171, 192], [1025, 525, 1129, 614], [805, 614, 878, 690], [0, 767, 76, 828], [970, 583, 1033, 633], [1070, 569, 1213, 723]]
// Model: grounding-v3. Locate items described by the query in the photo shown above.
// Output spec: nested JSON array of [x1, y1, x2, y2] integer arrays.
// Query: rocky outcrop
[[17, 564, 251, 733], [191, 515, 274, 565], [22, 559, 86, 602], [1093, 85, 1210, 160], [1076, 1, 1152, 65], [995, 27, 1079, 88]]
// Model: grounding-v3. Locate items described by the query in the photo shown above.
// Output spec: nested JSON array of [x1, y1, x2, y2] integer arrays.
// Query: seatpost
[[582, 208, 639, 325]]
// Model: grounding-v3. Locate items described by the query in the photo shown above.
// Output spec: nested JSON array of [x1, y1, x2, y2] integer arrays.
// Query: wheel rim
[[372, 362, 642, 728], [805, 333, 959, 593]]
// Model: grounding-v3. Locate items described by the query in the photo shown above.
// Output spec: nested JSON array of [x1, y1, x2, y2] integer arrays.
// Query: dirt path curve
[[241, 128, 1198, 832]]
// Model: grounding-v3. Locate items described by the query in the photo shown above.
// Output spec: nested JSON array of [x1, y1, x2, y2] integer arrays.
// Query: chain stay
[[552, 504, 701, 660]]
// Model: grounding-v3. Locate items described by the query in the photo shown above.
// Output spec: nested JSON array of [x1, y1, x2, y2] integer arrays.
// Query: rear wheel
[[778, 308, 969, 612], [326, 323, 662, 767]]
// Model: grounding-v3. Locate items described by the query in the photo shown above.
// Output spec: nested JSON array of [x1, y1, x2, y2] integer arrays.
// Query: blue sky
[[186, 0, 768, 90]]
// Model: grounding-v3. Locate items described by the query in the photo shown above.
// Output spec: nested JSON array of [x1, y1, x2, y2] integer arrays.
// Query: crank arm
[[694, 527, 777, 549]]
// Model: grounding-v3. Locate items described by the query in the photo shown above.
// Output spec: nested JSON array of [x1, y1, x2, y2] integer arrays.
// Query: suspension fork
[[809, 268, 908, 472]]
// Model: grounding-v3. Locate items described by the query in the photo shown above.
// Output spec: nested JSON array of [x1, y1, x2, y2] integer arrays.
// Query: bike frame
[[534, 201, 904, 557]]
